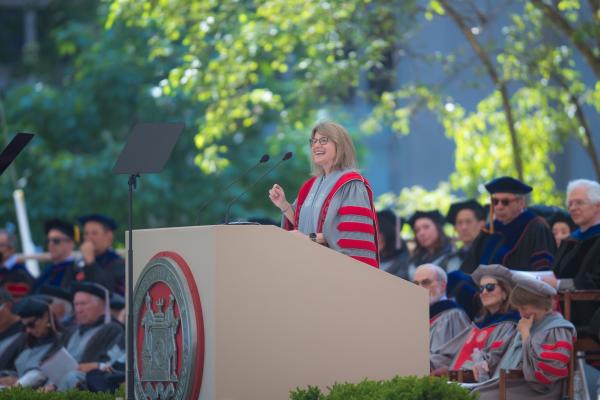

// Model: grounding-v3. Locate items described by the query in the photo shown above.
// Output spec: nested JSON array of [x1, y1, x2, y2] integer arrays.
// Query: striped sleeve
[[521, 326, 574, 386], [322, 180, 378, 267]]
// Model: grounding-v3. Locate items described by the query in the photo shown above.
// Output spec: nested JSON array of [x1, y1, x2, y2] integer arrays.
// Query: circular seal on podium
[[134, 252, 204, 400]]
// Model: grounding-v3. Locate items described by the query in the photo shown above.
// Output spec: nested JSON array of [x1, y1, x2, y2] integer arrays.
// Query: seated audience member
[[376, 209, 410, 279], [544, 179, 600, 331], [435, 265, 519, 379], [414, 264, 471, 371], [441, 200, 486, 272], [408, 211, 453, 278], [547, 210, 576, 248], [0, 296, 62, 389], [0, 229, 33, 298], [34, 219, 79, 291], [461, 176, 556, 273], [473, 275, 575, 399], [50, 282, 123, 391], [77, 214, 125, 295], [38, 285, 74, 328], [0, 289, 26, 372]]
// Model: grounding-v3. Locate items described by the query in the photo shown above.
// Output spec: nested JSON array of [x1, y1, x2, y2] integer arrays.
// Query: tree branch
[[439, 0, 524, 180], [530, 0, 600, 80], [553, 75, 600, 180]]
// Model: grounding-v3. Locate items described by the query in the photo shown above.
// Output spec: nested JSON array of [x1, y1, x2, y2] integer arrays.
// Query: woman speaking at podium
[[268, 121, 379, 268]]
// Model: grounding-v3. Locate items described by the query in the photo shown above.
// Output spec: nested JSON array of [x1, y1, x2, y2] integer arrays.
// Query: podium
[[130, 225, 428, 400]]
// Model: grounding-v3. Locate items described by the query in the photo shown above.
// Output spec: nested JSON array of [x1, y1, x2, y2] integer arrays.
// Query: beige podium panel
[[131, 225, 428, 400]]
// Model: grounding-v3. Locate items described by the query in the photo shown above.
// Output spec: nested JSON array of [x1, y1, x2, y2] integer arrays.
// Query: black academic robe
[[63, 317, 124, 364], [0, 321, 27, 372], [552, 223, 600, 330], [460, 210, 556, 273], [78, 250, 125, 295]]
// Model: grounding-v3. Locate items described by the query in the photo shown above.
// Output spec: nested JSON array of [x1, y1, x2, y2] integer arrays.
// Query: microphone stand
[[224, 152, 292, 224], [195, 154, 269, 224]]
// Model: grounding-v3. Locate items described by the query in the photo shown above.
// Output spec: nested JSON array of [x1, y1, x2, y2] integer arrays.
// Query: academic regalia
[[447, 312, 519, 376], [85, 333, 125, 393], [77, 249, 125, 296], [8, 296, 63, 388], [0, 321, 26, 372], [429, 299, 471, 370], [462, 177, 555, 273], [473, 312, 575, 400], [285, 169, 379, 268], [552, 222, 600, 330], [460, 210, 556, 273], [34, 258, 78, 292], [77, 214, 125, 295], [58, 316, 123, 391]]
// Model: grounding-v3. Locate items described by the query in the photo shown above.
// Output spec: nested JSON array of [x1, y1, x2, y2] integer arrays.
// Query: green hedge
[[0, 388, 125, 399], [290, 376, 478, 400]]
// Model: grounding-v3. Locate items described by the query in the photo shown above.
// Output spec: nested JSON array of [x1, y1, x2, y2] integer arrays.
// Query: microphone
[[195, 154, 270, 224], [224, 152, 293, 224]]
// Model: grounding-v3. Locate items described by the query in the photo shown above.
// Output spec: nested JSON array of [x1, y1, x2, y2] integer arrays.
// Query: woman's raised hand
[[269, 184, 288, 210]]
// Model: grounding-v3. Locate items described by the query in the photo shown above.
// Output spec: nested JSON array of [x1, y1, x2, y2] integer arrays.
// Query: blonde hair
[[310, 121, 358, 176]]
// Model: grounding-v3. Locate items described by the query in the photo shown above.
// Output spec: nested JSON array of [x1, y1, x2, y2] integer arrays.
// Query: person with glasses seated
[[414, 264, 471, 372], [460, 176, 556, 274], [268, 121, 379, 268], [0, 295, 63, 389], [33, 219, 79, 292], [472, 275, 575, 400], [432, 265, 519, 380]]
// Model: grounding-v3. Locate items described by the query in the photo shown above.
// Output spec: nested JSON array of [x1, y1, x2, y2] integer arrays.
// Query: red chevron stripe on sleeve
[[540, 351, 570, 364], [351, 256, 379, 267], [338, 222, 375, 234], [338, 239, 377, 252], [538, 361, 568, 378], [541, 341, 573, 352], [338, 206, 374, 219], [534, 371, 552, 384]]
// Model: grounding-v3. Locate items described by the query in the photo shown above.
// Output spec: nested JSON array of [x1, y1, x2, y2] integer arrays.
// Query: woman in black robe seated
[[0, 296, 62, 388]]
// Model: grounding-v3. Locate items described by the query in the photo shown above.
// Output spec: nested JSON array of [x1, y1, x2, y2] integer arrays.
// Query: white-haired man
[[544, 179, 600, 328], [413, 264, 471, 372]]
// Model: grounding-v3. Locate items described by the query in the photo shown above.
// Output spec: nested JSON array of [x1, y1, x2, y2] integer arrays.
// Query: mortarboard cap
[[484, 176, 532, 195], [512, 274, 556, 297], [408, 210, 445, 230], [548, 209, 577, 232], [12, 295, 51, 318], [44, 219, 76, 240], [78, 214, 118, 231], [72, 281, 109, 301], [471, 264, 514, 287], [39, 285, 73, 303], [446, 200, 486, 225], [110, 293, 125, 310]]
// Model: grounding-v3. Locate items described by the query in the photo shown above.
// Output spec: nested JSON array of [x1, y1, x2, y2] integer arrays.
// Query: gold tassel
[[489, 198, 494, 234], [74, 225, 81, 244]]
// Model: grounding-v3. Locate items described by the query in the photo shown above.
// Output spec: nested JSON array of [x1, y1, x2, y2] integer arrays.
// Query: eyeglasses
[[46, 237, 70, 245], [479, 283, 497, 293], [491, 197, 519, 206], [308, 137, 329, 146], [24, 317, 39, 329], [413, 278, 433, 287], [567, 199, 591, 208]]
